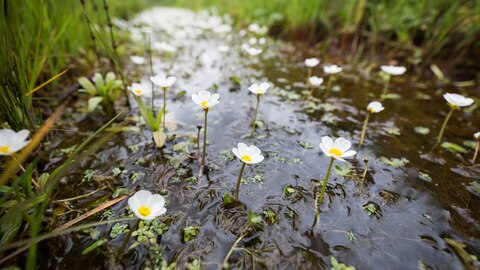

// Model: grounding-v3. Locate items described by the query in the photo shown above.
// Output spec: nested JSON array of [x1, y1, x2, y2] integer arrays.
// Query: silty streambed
[[35, 7, 479, 270]]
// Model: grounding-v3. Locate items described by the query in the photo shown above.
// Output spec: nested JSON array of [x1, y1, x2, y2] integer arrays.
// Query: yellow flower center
[[135, 89, 142, 95], [0, 145, 10, 154], [201, 101, 208, 108], [328, 148, 342, 157], [137, 206, 151, 217], [241, 155, 252, 163], [448, 103, 459, 110]]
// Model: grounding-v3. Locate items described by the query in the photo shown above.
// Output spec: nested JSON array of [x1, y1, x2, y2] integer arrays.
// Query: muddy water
[[38, 7, 479, 270]]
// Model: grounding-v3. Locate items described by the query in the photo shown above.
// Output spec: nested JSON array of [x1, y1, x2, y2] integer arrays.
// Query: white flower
[[258, 37, 266, 45], [319, 136, 356, 162], [0, 129, 30, 155], [474, 132, 480, 140], [232, 143, 264, 164], [367, 101, 384, 113], [244, 46, 262, 56], [128, 82, 150, 96], [130, 55, 146, 65], [239, 29, 247, 36], [218, 45, 230, 53], [150, 74, 176, 88], [191, 90, 220, 109], [248, 82, 271, 95], [305, 58, 320, 67], [309, 76, 324, 86], [128, 190, 167, 220], [323, 64, 342, 74], [248, 23, 268, 35], [213, 24, 232, 34], [381, 65, 406, 76], [153, 42, 177, 54], [249, 37, 258, 45], [443, 93, 474, 109]]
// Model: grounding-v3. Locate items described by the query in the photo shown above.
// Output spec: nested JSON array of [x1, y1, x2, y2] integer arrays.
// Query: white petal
[[133, 190, 152, 202], [334, 137, 351, 152], [237, 143, 248, 153], [342, 150, 357, 157], [246, 145, 261, 156], [198, 91, 211, 101], [16, 130, 30, 142], [319, 143, 330, 156], [321, 136, 334, 149], [192, 94, 201, 105], [232, 147, 241, 159], [166, 76, 176, 86], [250, 154, 264, 164]]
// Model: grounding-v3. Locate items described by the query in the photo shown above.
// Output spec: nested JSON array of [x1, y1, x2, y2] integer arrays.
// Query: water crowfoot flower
[[308, 76, 324, 95], [0, 129, 30, 156], [128, 190, 167, 220], [192, 91, 220, 171], [434, 93, 474, 148], [248, 82, 271, 134], [472, 132, 480, 163], [316, 136, 356, 223], [232, 143, 264, 200], [359, 101, 384, 146], [304, 58, 320, 85], [380, 65, 406, 98], [151, 74, 177, 130], [323, 65, 342, 98]]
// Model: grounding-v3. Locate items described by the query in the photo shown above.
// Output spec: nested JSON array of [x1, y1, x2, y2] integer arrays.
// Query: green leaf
[[248, 210, 262, 224], [414, 126, 430, 135], [87, 96, 103, 112], [78, 77, 96, 95], [81, 239, 106, 255], [112, 188, 129, 198], [331, 257, 356, 270], [380, 157, 409, 168], [154, 107, 166, 130], [223, 193, 233, 204], [334, 164, 353, 177], [441, 142, 467, 154]]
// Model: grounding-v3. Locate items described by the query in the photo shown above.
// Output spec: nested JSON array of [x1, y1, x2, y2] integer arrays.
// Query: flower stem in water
[[359, 112, 370, 146], [235, 162, 247, 200], [315, 157, 334, 223]]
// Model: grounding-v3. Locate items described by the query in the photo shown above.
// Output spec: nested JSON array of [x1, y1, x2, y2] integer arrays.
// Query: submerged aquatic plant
[[308, 76, 324, 95], [380, 65, 406, 97], [150, 73, 177, 131], [232, 143, 264, 200], [471, 132, 480, 163], [129, 82, 165, 147], [128, 190, 167, 220], [323, 64, 342, 98], [316, 136, 356, 221], [248, 82, 271, 134], [304, 58, 320, 85], [78, 72, 123, 115], [359, 101, 384, 146], [434, 93, 474, 148], [192, 91, 220, 169]]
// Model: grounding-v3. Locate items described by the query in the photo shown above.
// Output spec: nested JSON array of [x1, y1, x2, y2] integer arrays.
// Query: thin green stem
[[235, 162, 247, 200], [381, 75, 391, 98], [359, 112, 370, 146], [148, 36, 154, 114], [251, 94, 261, 135], [324, 75, 333, 99], [197, 125, 202, 161], [471, 141, 479, 164], [435, 107, 454, 147], [223, 230, 246, 268], [163, 87, 167, 131], [306, 68, 312, 85], [360, 158, 369, 188], [202, 109, 208, 167], [315, 157, 334, 222], [119, 219, 140, 257]]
